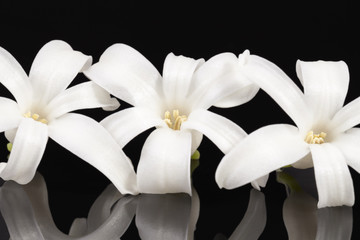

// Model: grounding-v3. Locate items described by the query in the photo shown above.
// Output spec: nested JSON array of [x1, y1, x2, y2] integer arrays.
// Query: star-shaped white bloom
[[216, 52, 360, 208], [84, 44, 259, 194], [0, 40, 137, 194]]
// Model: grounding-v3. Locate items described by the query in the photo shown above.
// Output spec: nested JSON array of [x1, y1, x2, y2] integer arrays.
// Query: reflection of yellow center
[[23, 111, 48, 124], [164, 110, 187, 130], [305, 130, 326, 144]]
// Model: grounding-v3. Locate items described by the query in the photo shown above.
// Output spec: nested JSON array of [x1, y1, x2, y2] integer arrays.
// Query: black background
[[0, 1, 359, 239]]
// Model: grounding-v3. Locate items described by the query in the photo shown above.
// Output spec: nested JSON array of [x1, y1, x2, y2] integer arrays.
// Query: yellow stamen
[[305, 130, 327, 144], [163, 109, 187, 130], [23, 111, 48, 125]]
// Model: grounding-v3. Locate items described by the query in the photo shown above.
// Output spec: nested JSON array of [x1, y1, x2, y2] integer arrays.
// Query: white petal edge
[[229, 189, 266, 240], [0, 46, 32, 108], [162, 53, 204, 108], [330, 97, 360, 134], [137, 128, 192, 194], [84, 43, 162, 109], [243, 54, 310, 131], [45, 81, 120, 120], [296, 60, 349, 122], [29, 40, 92, 104], [250, 174, 269, 191], [331, 128, 360, 174], [101, 107, 165, 148], [0, 97, 21, 132], [216, 124, 309, 190], [191, 52, 259, 108], [48, 113, 138, 195], [310, 143, 354, 208], [0, 118, 48, 184], [182, 109, 247, 154]]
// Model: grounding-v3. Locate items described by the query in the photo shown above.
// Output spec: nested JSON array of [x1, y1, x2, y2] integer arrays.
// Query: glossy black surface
[[1, 1, 359, 239]]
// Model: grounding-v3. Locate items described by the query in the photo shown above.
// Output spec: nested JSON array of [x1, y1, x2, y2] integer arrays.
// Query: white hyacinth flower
[[84, 44, 259, 194], [0, 40, 137, 194], [216, 52, 360, 208]]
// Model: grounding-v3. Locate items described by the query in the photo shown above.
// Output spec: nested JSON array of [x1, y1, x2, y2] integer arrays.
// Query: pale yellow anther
[[305, 130, 327, 144], [163, 109, 187, 130], [23, 111, 48, 125], [23, 111, 31, 118], [32, 113, 39, 120]]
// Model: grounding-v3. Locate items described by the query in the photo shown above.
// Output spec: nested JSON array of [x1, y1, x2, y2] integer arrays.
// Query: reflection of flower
[[0, 40, 137, 194], [0, 173, 137, 239], [0, 172, 200, 239], [278, 170, 353, 239], [216, 54, 360, 207], [84, 44, 259, 194], [214, 189, 266, 240]]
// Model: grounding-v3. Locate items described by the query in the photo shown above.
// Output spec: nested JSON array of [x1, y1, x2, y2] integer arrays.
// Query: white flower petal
[[136, 193, 191, 240], [0, 97, 21, 132], [137, 128, 192, 194], [45, 81, 120, 120], [316, 206, 353, 240], [0, 118, 48, 184], [330, 97, 360, 134], [191, 52, 259, 108], [29, 40, 92, 104], [296, 60, 349, 123], [250, 174, 269, 190], [48, 113, 138, 195], [0, 180, 45, 240], [229, 189, 266, 240], [0, 46, 32, 108], [4, 128, 17, 143], [162, 53, 204, 108], [216, 124, 309, 190], [101, 107, 165, 148], [84, 44, 162, 109], [243, 54, 310, 131], [332, 128, 360, 173], [182, 109, 247, 154], [310, 143, 354, 208]]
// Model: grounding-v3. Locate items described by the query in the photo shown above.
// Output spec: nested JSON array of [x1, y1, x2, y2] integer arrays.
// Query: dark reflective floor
[[1, 167, 358, 239]]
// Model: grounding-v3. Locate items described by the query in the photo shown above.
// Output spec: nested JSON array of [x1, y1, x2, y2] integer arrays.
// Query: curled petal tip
[[239, 49, 250, 66]]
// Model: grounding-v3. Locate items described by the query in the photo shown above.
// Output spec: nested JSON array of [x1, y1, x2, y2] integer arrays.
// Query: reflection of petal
[[0, 180, 45, 240], [86, 184, 123, 232], [316, 207, 352, 240], [188, 187, 200, 240], [283, 191, 318, 240], [136, 193, 192, 240], [1, 173, 137, 239], [228, 189, 266, 240]]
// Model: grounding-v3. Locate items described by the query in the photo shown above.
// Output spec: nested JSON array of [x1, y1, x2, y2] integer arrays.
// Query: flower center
[[23, 111, 48, 124], [164, 110, 187, 130], [305, 130, 327, 144]]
